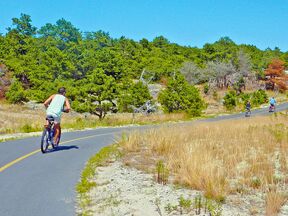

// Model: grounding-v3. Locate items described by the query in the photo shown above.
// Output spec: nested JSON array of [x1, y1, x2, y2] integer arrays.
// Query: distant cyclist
[[245, 100, 251, 116], [43, 87, 71, 143], [269, 97, 276, 112]]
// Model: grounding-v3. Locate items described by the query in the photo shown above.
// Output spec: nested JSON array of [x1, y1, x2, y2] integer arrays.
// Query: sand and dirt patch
[[85, 160, 288, 216]]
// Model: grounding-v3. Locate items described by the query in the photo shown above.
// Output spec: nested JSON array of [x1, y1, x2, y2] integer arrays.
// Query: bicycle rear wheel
[[41, 128, 50, 153]]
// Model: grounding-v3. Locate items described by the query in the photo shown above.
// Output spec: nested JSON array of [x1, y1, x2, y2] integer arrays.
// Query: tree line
[[0, 14, 287, 118]]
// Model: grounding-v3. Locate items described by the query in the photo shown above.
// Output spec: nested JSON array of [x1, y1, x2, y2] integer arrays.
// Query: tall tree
[[152, 36, 170, 48], [202, 37, 238, 63], [72, 69, 118, 120], [7, 13, 37, 36], [38, 18, 82, 49], [264, 59, 287, 90], [84, 30, 113, 48]]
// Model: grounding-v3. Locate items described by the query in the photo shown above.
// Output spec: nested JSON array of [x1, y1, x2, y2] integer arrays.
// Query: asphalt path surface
[[0, 103, 287, 216]]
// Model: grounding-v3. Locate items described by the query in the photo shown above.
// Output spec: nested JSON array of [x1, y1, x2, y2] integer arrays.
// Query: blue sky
[[1, 0, 287, 51]]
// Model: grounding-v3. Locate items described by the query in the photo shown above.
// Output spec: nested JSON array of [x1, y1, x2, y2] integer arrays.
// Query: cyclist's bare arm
[[44, 94, 55, 108], [63, 98, 71, 113]]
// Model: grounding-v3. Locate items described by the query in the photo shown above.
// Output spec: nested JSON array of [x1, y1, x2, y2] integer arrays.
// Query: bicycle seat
[[46, 116, 55, 122]]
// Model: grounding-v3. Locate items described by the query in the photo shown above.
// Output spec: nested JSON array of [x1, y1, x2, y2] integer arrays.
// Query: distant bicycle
[[269, 104, 276, 113], [245, 101, 251, 117], [245, 108, 251, 117], [40, 116, 61, 153]]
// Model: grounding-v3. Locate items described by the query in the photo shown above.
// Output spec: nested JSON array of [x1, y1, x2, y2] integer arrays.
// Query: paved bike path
[[0, 127, 131, 216], [0, 103, 287, 216]]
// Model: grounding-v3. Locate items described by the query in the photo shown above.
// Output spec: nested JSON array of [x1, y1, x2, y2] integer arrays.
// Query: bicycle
[[245, 108, 251, 117], [40, 116, 61, 153], [269, 104, 276, 112]]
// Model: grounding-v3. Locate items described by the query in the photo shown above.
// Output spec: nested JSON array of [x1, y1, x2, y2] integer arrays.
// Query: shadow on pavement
[[46, 145, 79, 153]]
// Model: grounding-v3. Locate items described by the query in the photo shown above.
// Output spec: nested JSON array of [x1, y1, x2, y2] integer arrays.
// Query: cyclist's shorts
[[46, 113, 61, 124]]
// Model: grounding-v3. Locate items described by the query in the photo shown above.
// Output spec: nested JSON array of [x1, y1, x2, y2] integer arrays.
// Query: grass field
[[120, 114, 288, 215], [0, 100, 189, 135]]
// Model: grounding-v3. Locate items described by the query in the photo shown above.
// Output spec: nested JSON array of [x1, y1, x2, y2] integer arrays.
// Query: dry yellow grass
[[0, 101, 189, 134], [0, 103, 45, 134], [265, 191, 287, 216], [120, 114, 288, 208], [119, 131, 142, 153], [0, 101, 94, 133]]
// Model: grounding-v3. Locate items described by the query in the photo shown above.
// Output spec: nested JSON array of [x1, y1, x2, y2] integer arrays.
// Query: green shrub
[[251, 89, 268, 106], [159, 73, 205, 116], [118, 81, 152, 112], [239, 93, 251, 109], [239, 93, 250, 103], [223, 90, 237, 110], [250, 176, 261, 188], [26, 89, 50, 102], [238, 90, 268, 110], [5, 80, 27, 103], [21, 124, 41, 133], [155, 160, 169, 184], [72, 100, 91, 113], [179, 195, 192, 209]]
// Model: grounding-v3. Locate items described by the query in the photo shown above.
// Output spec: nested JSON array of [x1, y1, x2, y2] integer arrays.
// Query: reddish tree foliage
[[265, 59, 287, 91]]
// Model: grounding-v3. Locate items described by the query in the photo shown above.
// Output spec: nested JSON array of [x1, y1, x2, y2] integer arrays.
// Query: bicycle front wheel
[[41, 128, 50, 153]]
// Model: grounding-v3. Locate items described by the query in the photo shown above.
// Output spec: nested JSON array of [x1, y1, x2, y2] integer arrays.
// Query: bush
[[159, 73, 205, 116], [26, 89, 50, 102], [21, 124, 40, 133], [118, 81, 152, 112], [240, 93, 250, 103], [223, 90, 237, 110], [72, 100, 92, 113], [5, 80, 27, 103], [225, 90, 268, 110], [251, 89, 268, 106]]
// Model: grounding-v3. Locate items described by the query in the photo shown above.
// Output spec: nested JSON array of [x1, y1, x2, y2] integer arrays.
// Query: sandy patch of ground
[[84, 161, 288, 216]]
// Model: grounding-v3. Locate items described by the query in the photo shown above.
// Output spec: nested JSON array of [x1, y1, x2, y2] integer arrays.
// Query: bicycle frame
[[40, 117, 61, 153]]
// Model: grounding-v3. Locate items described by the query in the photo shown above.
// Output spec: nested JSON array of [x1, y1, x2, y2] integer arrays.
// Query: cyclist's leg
[[54, 123, 60, 143], [53, 115, 61, 143]]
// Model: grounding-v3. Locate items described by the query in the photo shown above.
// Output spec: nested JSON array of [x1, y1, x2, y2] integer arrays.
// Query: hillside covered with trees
[[0, 14, 287, 118]]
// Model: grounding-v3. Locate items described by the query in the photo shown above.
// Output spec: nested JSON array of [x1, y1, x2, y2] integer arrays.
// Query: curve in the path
[[0, 103, 287, 216]]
